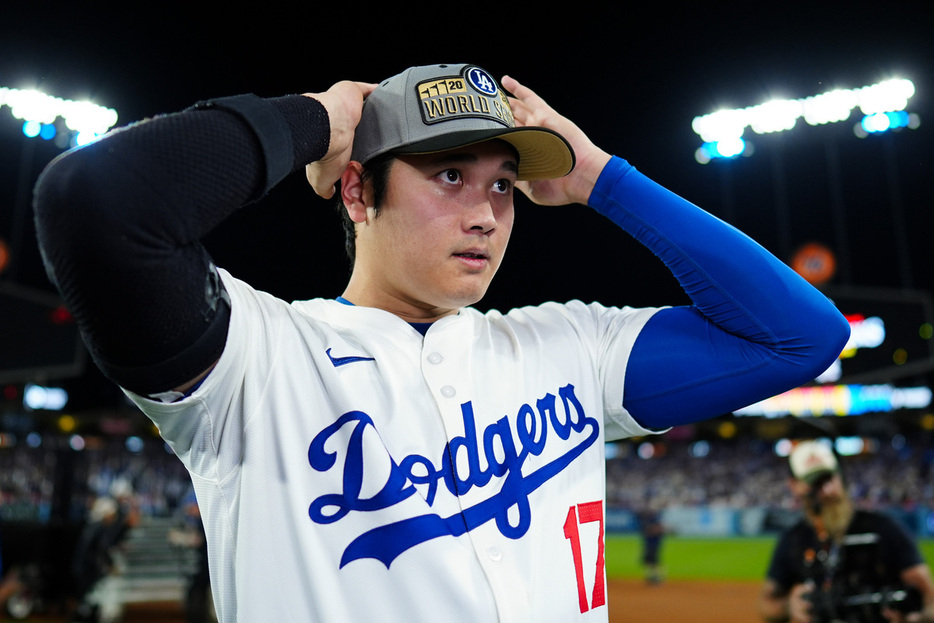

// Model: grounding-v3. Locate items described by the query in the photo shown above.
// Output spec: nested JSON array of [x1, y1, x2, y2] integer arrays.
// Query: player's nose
[[464, 197, 498, 235]]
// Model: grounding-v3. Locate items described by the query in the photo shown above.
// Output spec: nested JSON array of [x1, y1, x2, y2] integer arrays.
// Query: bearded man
[[758, 440, 934, 622]]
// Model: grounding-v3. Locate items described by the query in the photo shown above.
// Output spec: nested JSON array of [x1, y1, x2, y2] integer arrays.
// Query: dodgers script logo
[[307, 383, 599, 568]]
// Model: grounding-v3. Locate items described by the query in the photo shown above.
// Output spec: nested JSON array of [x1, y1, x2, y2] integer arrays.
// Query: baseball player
[[33, 63, 850, 622]]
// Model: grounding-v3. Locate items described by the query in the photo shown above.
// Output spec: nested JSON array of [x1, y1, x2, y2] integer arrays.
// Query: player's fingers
[[514, 179, 532, 197], [503, 76, 558, 130], [503, 75, 555, 113], [502, 76, 538, 127], [508, 94, 546, 129], [507, 98, 530, 127], [356, 80, 378, 98], [502, 75, 541, 105], [305, 161, 341, 200]]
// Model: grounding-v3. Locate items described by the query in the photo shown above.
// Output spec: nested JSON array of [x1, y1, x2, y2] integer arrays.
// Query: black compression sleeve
[[33, 94, 330, 394]]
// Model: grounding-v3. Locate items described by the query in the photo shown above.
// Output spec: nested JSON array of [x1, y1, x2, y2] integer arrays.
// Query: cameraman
[[758, 440, 934, 623]]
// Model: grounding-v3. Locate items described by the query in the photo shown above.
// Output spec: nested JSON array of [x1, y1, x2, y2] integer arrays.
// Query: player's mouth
[[453, 250, 490, 268]]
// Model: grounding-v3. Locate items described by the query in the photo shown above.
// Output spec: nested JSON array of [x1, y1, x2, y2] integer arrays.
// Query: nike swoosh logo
[[326, 348, 376, 368]]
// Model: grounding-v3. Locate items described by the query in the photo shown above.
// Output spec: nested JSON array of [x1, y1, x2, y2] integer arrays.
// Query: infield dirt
[[609, 578, 762, 622]]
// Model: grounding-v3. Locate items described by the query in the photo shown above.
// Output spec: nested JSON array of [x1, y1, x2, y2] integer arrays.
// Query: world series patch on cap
[[351, 63, 575, 181]]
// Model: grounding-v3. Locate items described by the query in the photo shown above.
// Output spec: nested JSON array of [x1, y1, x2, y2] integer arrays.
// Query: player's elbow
[[35, 144, 120, 235], [771, 288, 850, 388], [34, 142, 144, 281], [794, 298, 851, 380]]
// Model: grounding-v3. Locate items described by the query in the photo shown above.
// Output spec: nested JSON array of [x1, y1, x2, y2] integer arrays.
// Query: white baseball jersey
[[127, 269, 660, 622]]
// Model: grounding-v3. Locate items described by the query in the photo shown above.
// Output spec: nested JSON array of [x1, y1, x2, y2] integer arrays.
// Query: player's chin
[[431, 260, 501, 306], [440, 277, 495, 309]]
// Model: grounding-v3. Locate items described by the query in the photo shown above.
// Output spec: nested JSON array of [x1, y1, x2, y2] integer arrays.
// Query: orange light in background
[[791, 242, 836, 286]]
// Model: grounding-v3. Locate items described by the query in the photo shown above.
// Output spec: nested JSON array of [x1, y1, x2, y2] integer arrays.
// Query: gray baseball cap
[[351, 63, 575, 181]]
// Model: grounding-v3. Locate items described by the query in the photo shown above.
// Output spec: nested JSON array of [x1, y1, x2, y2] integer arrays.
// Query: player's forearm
[[588, 157, 848, 349], [35, 94, 328, 262], [589, 157, 849, 425], [32, 93, 330, 393]]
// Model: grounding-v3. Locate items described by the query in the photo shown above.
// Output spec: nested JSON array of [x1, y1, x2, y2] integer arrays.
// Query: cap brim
[[394, 127, 575, 181], [801, 468, 837, 486]]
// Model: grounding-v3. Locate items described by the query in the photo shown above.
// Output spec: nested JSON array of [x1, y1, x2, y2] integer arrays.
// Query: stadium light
[[0, 86, 119, 147], [692, 78, 918, 163], [23, 383, 69, 411]]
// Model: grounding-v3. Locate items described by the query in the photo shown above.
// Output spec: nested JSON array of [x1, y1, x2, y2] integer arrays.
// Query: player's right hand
[[305, 80, 377, 200]]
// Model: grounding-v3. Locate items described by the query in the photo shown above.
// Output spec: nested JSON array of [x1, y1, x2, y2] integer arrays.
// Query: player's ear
[[340, 162, 370, 225]]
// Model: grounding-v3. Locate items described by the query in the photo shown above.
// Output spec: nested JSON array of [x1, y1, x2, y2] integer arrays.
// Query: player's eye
[[492, 178, 513, 195], [439, 169, 462, 185]]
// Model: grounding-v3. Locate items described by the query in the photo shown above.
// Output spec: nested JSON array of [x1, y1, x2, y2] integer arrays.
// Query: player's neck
[[340, 281, 459, 325]]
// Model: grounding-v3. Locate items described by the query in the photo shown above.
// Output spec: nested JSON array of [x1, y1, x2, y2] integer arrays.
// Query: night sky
[[1, 3, 932, 412]]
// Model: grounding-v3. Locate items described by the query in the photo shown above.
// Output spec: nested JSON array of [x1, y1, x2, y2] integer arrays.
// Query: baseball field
[[605, 534, 775, 622], [605, 535, 934, 622]]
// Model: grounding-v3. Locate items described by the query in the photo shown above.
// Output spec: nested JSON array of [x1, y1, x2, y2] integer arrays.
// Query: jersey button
[[427, 352, 443, 364], [486, 546, 503, 562], [440, 385, 456, 398]]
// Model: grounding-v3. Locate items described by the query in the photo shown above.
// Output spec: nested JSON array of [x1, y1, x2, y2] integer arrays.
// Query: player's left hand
[[501, 75, 612, 207]]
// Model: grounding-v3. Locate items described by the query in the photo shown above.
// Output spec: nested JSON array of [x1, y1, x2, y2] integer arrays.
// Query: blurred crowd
[[0, 435, 191, 524], [607, 436, 934, 514], [0, 432, 932, 525]]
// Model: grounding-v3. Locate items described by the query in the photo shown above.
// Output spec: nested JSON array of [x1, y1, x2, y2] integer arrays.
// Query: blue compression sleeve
[[588, 157, 850, 429]]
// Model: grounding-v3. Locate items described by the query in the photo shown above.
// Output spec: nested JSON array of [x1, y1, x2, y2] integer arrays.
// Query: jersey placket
[[419, 319, 529, 622]]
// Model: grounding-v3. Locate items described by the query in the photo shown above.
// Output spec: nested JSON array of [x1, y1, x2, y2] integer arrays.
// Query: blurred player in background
[[637, 496, 668, 585]]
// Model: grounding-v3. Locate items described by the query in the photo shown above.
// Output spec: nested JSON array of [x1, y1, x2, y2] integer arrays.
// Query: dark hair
[[336, 153, 395, 267]]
